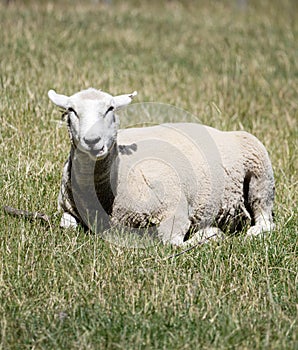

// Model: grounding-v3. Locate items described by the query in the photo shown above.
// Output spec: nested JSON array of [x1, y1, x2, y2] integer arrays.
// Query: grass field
[[0, 0, 297, 349]]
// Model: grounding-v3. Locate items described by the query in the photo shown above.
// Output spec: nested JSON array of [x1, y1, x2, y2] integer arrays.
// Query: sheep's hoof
[[182, 227, 224, 247], [60, 212, 78, 228], [246, 222, 274, 237]]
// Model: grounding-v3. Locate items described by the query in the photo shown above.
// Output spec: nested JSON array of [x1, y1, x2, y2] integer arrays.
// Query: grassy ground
[[0, 0, 297, 349]]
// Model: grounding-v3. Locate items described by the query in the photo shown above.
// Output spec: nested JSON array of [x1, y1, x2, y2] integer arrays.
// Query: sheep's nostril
[[83, 136, 101, 146]]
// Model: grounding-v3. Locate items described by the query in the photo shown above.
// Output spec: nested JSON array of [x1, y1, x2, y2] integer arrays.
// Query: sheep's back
[[114, 123, 247, 226]]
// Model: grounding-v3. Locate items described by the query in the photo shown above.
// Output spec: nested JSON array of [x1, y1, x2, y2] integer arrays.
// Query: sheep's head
[[48, 88, 137, 160]]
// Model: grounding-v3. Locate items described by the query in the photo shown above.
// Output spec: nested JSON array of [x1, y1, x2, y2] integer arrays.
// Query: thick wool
[[49, 88, 275, 246]]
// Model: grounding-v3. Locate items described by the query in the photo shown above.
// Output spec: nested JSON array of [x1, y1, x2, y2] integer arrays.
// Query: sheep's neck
[[70, 143, 118, 215]]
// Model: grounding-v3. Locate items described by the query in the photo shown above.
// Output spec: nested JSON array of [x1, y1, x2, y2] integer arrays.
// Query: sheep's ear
[[48, 89, 69, 109], [113, 91, 137, 110]]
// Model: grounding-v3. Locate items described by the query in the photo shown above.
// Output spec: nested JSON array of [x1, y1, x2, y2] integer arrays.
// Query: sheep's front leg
[[60, 212, 78, 228], [158, 216, 190, 246], [182, 227, 224, 247], [157, 203, 192, 246]]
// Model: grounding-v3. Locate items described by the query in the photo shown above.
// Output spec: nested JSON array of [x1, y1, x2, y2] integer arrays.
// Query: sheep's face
[[48, 88, 137, 160]]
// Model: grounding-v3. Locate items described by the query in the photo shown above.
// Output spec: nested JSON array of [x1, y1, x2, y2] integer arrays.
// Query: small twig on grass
[[3, 205, 53, 227]]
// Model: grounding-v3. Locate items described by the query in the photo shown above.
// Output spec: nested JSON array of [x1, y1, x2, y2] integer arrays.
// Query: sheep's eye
[[68, 107, 78, 118], [105, 106, 114, 116]]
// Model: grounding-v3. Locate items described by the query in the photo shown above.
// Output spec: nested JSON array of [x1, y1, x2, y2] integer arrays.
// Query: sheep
[[48, 87, 275, 246]]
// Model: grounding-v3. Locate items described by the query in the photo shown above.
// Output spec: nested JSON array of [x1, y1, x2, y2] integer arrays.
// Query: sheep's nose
[[83, 136, 101, 146]]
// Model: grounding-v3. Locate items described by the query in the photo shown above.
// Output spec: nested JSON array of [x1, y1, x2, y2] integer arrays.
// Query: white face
[[66, 91, 117, 160], [48, 88, 137, 160]]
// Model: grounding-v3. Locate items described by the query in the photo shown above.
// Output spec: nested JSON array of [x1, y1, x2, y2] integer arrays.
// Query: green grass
[[0, 0, 297, 349]]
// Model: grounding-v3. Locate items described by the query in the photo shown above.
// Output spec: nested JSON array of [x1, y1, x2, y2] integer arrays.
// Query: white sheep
[[48, 88, 275, 246]]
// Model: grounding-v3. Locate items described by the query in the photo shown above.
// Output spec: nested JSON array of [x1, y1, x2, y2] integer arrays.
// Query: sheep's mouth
[[89, 146, 108, 160]]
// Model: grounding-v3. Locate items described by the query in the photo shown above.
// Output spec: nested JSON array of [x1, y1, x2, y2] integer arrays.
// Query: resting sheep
[[48, 88, 275, 246]]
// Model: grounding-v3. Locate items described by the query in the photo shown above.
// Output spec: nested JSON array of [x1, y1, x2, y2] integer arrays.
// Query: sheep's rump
[[112, 123, 273, 232]]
